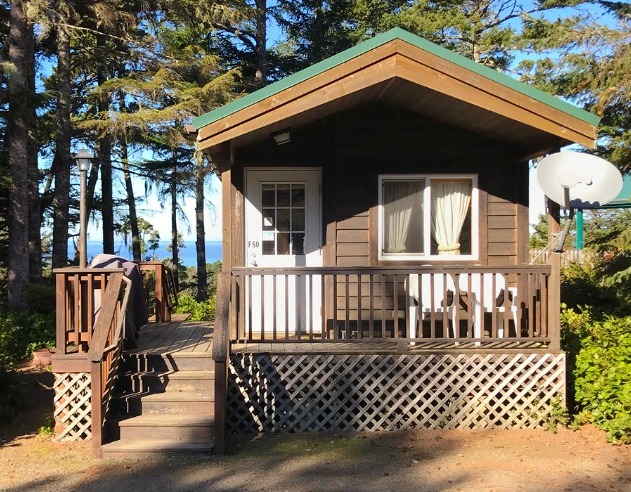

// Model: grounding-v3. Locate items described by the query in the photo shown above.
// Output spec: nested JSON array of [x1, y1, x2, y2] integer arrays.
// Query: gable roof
[[192, 28, 599, 153]]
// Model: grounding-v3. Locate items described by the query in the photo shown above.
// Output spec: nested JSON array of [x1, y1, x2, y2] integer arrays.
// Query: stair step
[[101, 439, 213, 458], [125, 353, 214, 372], [118, 414, 214, 441], [119, 370, 215, 393], [119, 392, 214, 415]]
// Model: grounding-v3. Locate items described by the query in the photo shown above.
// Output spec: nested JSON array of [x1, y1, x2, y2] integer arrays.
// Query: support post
[[548, 252, 561, 350]]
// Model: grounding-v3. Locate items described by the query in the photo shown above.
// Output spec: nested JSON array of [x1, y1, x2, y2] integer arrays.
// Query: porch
[[50, 257, 564, 457]]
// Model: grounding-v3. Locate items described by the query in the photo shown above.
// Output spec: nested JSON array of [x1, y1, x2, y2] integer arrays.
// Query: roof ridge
[[192, 28, 599, 131]]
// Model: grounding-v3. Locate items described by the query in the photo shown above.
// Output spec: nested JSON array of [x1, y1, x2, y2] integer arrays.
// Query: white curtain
[[384, 181, 423, 253], [431, 181, 471, 255]]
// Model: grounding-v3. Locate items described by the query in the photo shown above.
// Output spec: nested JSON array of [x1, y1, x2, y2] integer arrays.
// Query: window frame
[[377, 174, 479, 261]]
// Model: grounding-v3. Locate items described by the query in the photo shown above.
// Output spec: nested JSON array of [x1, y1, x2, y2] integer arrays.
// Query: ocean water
[[78, 240, 222, 267]]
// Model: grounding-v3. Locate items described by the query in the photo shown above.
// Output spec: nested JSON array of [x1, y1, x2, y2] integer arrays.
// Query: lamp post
[[75, 149, 93, 268]]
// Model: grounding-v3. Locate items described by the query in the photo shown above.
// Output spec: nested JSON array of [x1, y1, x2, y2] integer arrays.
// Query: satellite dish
[[537, 152, 623, 209], [536, 152, 623, 252]]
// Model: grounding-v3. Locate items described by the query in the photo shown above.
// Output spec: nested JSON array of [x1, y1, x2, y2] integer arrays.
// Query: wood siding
[[233, 103, 527, 269]]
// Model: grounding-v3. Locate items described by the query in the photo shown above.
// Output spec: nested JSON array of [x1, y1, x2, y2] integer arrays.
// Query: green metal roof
[[598, 173, 631, 209], [192, 27, 600, 131]]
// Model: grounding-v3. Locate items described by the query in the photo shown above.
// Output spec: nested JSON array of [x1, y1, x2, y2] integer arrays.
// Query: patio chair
[[407, 273, 457, 340], [458, 273, 517, 339]]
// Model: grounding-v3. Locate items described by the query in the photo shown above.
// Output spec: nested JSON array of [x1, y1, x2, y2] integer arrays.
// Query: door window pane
[[262, 209, 274, 230], [291, 185, 305, 206], [291, 209, 305, 231], [277, 184, 291, 206], [262, 184, 275, 207], [292, 233, 305, 255], [261, 182, 307, 256], [277, 209, 290, 231], [277, 233, 290, 255]]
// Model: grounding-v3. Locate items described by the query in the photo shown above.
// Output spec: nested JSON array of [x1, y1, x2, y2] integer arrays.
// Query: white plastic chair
[[407, 273, 457, 340], [458, 273, 517, 339]]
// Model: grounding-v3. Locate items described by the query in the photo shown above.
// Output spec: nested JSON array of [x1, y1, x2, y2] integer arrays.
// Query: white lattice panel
[[53, 372, 91, 441], [228, 352, 566, 433]]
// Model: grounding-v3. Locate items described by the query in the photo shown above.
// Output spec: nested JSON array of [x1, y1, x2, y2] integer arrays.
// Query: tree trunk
[[52, 19, 72, 268], [195, 160, 207, 301], [25, 10, 40, 283], [121, 142, 141, 261], [98, 33, 114, 254], [254, 0, 268, 88], [171, 150, 179, 291], [7, 0, 32, 308]]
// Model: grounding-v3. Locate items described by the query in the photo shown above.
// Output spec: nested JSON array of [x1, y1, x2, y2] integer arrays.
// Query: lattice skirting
[[53, 372, 92, 441], [228, 352, 566, 433]]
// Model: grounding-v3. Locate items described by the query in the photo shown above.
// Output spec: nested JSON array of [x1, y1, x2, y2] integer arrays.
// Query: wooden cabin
[[51, 28, 599, 457]]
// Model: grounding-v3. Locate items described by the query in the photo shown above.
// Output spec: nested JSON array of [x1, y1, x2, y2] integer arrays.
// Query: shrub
[[174, 293, 216, 322], [0, 368, 23, 424], [0, 311, 55, 370], [562, 308, 631, 444]]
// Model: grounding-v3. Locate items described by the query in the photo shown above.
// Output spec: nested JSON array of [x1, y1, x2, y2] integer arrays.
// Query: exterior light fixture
[[271, 128, 291, 145], [74, 148, 95, 268]]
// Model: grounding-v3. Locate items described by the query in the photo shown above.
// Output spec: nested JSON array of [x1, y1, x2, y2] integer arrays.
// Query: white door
[[245, 168, 322, 336]]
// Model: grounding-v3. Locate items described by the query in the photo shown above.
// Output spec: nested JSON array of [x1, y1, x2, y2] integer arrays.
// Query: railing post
[[55, 272, 68, 355], [212, 271, 230, 455], [548, 252, 561, 350], [90, 361, 103, 458]]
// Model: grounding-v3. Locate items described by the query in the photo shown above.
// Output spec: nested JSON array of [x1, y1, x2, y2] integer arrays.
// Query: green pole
[[576, 209, 584, 250]]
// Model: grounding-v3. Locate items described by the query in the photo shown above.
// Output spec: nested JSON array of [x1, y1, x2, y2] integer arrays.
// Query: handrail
[[86, 273, 132, 457], [87, 274, 131, 362], [54, 267, 126, 354], [228, 264, 554, 348], [136, 261, 178, 322], [212, 270, 230, 455], [231, 265, 552, 275], [212, 271, 230, 363]]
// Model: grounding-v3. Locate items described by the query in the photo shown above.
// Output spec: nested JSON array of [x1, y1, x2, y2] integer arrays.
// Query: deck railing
[[86, 272, 132, 456], [54, 268, 126, 354], [229, 265, 554, 348], [137, 261, 177, 322]]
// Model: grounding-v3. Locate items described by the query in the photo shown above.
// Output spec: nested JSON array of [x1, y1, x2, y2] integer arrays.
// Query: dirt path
[[1, 369, 629, 492]]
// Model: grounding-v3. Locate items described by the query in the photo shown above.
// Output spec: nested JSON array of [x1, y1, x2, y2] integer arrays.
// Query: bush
[[0, 311, 55, 370], [0, 368, 23, 424], [573, 315, 631, 444], [562, 257, 631, 316], [561, 307, 631, 444], [174, 293, 216, 322]]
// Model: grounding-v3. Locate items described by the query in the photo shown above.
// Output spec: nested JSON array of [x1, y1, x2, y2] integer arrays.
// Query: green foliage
[[174, 293, 216, 322], [178, 261, 222, 299], [572, 315, 631, 444], [543, 397, 569, 434], [0, 368, 23, 424], [561, 258, 631, 317], [0, 311, 55, 370], [38, 415, 56, 438]]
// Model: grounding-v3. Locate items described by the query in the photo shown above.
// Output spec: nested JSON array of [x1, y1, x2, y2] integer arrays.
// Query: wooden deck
[[128, 314, 215, 355], [231, 339, 551, 354]]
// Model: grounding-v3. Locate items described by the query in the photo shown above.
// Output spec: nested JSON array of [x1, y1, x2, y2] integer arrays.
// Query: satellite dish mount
[[537, 152, 623, 253]]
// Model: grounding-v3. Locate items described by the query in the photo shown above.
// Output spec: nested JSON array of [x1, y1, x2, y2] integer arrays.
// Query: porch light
[[271, 128, 291, 145], [74, 148, 95, 268]]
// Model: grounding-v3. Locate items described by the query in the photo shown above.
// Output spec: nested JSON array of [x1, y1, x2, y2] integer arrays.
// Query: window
[[261, 183, 306, 255], [378, 175, 477, 260]]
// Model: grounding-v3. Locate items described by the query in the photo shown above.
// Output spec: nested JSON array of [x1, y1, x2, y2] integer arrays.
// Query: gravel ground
[[1, 369, 629, 492]]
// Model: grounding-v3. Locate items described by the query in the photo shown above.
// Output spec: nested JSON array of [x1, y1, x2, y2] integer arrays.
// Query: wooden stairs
[[101, 349, 216, 458]]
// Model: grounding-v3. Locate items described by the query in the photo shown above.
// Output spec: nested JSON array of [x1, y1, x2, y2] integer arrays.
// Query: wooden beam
[[396, 42, 597, 147], [395, 54, 596, 149], [198, 57, 397, 150], [197, 43, 400, 142]]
